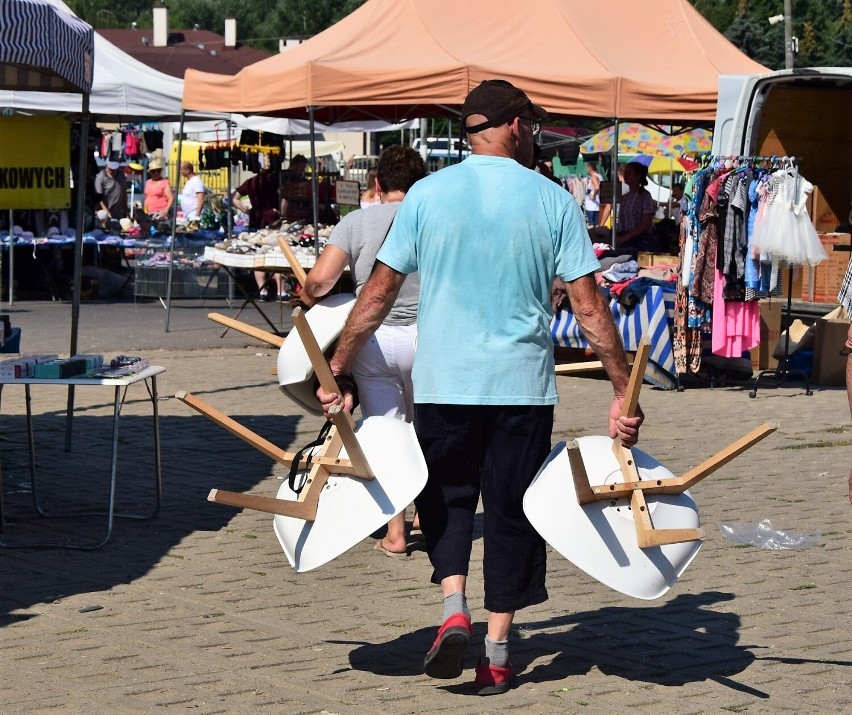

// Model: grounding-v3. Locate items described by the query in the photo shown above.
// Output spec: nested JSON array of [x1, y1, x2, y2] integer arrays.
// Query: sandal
[[373, 540, 408, 558]]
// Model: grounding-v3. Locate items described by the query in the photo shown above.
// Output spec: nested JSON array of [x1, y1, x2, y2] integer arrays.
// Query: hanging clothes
[[672, 157, 828, 373], [751, 171, 828, 266], [711, 268, 760, 358]]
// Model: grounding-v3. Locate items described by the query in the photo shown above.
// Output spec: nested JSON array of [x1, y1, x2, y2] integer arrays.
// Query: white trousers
[[351, 323, 417, 422]]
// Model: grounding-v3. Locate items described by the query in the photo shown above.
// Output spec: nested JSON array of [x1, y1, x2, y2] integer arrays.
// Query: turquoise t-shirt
[[377, 154, 600, 405]]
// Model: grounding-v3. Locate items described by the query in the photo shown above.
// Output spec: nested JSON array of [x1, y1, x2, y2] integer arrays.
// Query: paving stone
[[2, 300, 852, 711]]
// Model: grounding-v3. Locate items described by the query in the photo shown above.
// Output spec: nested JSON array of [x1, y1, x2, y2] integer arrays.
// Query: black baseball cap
[[461, 79, 547, 134]]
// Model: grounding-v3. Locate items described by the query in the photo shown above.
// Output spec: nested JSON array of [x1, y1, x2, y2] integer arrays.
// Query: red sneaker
[[474, 659, 515, 695], [423, 613, 472, 679]]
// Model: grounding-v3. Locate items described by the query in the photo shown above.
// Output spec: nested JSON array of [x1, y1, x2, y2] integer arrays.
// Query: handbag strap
[[287, 420, 333, 494]]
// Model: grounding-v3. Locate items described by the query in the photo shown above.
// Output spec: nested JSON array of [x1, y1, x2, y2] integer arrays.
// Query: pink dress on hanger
[[712, 269, 760, 358]]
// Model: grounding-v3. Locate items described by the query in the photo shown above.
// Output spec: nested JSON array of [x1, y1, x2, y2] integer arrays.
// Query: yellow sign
[[0, 116, 71, 209]]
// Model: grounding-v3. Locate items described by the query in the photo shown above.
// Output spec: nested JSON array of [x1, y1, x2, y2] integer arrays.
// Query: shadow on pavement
[[334, 591, 820, 698], [0, 412, 304, 622]]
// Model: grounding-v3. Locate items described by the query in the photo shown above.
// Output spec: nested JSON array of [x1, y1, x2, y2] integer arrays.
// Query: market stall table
[[551, 283, 677, 389], [203, 245, 330, 336], [0, 365, 164, 550], [1, 233, 135, 300]]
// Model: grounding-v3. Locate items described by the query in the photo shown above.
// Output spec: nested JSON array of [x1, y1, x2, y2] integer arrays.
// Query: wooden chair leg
[[207, 312, 284, 347], [175, 390, 361, 476]]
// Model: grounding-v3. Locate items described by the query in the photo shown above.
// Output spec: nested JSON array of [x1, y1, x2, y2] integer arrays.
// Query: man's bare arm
[[566, 273, 642, 445], [565, 273, 632, 395]]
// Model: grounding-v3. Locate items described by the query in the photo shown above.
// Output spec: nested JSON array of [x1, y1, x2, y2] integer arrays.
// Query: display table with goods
[[0, 225, 229, 300], [552, 282, 678, 390], [202, 224, 343, 336], [0, 355, 163, 550], [133, 251, 233, 299], [129, 222, 235, 300], [0, 230, 128, 300]]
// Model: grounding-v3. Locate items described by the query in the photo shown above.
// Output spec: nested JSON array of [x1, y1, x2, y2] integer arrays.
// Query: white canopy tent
[[1, 0, 94, 451], [0, 0, 93, 342]]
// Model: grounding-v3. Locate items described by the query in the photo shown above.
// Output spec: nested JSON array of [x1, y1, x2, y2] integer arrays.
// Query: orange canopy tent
[[182, 0, 767, 123]]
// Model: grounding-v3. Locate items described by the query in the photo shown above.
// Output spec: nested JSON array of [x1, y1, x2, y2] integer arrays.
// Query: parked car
[[411, 136, 470, 171], [344, 154, 379, 185]]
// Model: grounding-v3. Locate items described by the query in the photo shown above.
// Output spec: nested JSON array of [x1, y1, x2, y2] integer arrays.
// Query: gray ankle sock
[[441, 592, 470, 623], [482, 636, 509, 668]]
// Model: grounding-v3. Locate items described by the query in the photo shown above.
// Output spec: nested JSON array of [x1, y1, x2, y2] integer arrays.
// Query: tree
[[65, 0, 369, 53], [725, 17, 778, 67], [690, 0, 852, 68]]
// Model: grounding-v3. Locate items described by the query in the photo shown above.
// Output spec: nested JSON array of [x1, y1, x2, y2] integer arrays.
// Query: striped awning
[[0, 0, 94, 94]]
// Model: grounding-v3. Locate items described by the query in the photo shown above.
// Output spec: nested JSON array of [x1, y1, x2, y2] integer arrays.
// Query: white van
[[713, 67, 852, 231]]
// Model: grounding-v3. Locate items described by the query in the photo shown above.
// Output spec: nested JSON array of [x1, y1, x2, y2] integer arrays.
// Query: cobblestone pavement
[[1, 300, 851, 713]]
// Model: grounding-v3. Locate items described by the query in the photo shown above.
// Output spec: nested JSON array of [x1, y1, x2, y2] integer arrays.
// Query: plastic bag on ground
[[718, 519, 821, 550]]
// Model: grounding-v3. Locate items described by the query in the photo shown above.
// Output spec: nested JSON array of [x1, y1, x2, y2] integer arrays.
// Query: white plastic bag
[[718, 519, 821, 550]]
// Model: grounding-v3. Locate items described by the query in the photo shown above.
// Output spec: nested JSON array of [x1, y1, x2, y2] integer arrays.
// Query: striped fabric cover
[[837, 254, 852, 315], [0, 0, 93, 93], [551, 284, 677, 388]]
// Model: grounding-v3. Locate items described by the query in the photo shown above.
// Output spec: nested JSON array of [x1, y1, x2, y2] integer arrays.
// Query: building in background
[[98, 11, 270, 79]]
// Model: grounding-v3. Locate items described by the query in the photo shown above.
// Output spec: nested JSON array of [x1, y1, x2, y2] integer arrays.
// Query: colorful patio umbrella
[[626, 154, 700, 174], [660, 128, 712, 156], [580, 124, 711, 157]]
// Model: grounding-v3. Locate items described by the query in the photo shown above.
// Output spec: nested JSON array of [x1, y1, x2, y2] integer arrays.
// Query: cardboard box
[[811, 186, 841, 232], [753, 299, 783, 371], [0, 354, 57, 378], [638, 252, 679, 268], [801, 233, 852, 304], [76, 354, 104, 371], [33, 357, 88, 379], [811, 318, 850, 386]]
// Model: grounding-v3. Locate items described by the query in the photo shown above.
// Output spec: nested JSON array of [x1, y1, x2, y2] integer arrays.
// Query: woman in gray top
[[303, 145, 426, 555]]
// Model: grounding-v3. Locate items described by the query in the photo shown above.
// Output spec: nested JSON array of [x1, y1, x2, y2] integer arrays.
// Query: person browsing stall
[[94, 160, 128, 220], [670, 182, 689, 226], [360, 168, 381, 208], [583, 162, 603, 226], [279, 154, 310, 222], [615, 160, 659, 251], [303, 145, 426, 556], [232, 164, 288, 300], [316, 79, 642, 695], [142, 159, 173, 220], [179, 161, 206, 221]]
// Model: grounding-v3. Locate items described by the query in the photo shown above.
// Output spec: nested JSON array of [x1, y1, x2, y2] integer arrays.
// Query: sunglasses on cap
[[518, 115, 542, 136]]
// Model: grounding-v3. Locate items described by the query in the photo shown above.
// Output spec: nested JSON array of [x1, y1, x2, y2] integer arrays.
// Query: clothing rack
[[675, 154, 814, 394], [700, 154, 804, 170], [238, 144, 281, 153], [746, 155, 813, 397]]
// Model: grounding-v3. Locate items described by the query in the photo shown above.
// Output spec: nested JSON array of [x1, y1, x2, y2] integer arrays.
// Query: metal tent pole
[[65, 94, 91, 451], [69, 97, 90, 358], [611, 118, 619, 247], [308, 106, 320, 261], [164, 109, 186, 333], [226, 117, 234, 241], [6, 209, 11, 305], [226, 117, 234, 303]]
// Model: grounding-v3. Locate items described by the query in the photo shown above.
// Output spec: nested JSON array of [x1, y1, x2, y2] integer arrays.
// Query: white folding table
[[0, 365, 164, 550]]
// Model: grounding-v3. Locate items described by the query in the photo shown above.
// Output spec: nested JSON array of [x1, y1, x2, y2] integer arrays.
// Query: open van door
[[715, 68, 852, 231]]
